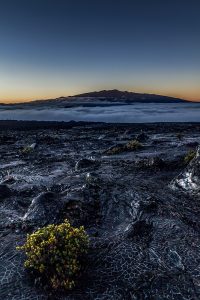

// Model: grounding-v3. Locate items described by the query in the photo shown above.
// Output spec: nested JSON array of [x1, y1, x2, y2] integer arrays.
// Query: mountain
[[73, 89, 188, 103], [0, 90, 190, 106]]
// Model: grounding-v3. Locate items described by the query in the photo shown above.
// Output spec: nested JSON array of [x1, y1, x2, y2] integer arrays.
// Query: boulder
[[170, 147, 200, 195], [23, 191, 63, 226], [75, 158, 100, 171]]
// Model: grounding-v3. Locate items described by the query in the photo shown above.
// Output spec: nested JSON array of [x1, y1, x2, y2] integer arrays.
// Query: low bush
[[17, 220, 89, 290], [125, 140, 143, 151], [105, 140, 143, 155], [21, 146, 33, 154], [184, 150, 196, 164], [21, 143, 36, 155], [105, 145, 124, 155]]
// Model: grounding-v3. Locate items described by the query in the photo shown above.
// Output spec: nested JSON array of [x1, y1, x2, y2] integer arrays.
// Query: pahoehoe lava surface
[[0, 121, 200, 299]]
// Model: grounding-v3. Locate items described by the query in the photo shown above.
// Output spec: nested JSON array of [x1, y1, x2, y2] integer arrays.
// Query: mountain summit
[[73, 89, 187, 103]]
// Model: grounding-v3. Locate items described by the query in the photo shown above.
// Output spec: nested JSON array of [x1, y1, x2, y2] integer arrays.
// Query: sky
[[0, 0, 200, 102]]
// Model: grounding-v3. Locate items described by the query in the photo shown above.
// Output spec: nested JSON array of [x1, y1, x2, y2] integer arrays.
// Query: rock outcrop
[[23, 192, 63, 227], [171, 147, 200, 195]]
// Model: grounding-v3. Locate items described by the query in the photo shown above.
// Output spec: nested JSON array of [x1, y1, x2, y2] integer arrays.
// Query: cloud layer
[[0, 103, 200, 123]]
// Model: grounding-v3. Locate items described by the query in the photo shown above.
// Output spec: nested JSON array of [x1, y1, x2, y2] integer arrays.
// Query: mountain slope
[[73, 89, 188, 103]]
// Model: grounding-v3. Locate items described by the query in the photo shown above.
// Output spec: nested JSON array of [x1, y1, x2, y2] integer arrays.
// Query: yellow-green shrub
[[17, 220, 89, 290], [105, 140, 143, 155], [125, 140, 143, 151], [184, 150, 196, 164], [105, 145, 124, 155], [21, 146, 33, 154]]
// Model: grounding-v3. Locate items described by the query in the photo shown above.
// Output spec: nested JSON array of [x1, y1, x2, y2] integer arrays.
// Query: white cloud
[[0, 103, 200, 123]]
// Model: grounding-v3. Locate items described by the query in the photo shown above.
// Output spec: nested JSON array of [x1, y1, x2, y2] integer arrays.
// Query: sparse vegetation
[[184, 150, 196, 164], [21, 143, 36, 155], [105, 139, 143, 155], [17, 220, 89, 290], [125, 140, 143, 151], [105, 145, 125, 155], [21, 146, 33, 154]]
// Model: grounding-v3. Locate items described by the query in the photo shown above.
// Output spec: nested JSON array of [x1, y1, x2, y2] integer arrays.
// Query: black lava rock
[[0, 184, 11, 200], [136, 156, 165, 170], [136, 132, 149, 142], [171, 147, 200, 194], [23, 191, 63, 226], [75, 158, 100, 171]]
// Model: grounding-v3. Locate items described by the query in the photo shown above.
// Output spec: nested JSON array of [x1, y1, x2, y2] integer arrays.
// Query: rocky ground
[[0, 121, 200, 300]]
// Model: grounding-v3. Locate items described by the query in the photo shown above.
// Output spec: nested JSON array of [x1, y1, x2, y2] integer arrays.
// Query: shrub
[[125, 140, 143, 151], [104, 145, 125, 155], [184, 150, 196, 164], [21, 143, 36, 155], [21, 146, 33, 154], [17, 220, 89, 290], [105, 140, 143, 155]]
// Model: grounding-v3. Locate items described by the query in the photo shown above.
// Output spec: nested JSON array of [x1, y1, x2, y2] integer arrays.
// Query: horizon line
[[0, 89, 199, 104]]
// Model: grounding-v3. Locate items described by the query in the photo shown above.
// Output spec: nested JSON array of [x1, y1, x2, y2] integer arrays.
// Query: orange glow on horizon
[[1, 89, 199, 104]]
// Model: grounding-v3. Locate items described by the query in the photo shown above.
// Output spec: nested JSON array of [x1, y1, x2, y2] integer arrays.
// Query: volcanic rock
[[0, 184, 11, 200], [75, 158, 100, 171], [23, 191, 63, 226], [170, 147, 200, 195]]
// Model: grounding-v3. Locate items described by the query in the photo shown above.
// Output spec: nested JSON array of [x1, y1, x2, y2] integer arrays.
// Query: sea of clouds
[[0, 103, 200, 123]]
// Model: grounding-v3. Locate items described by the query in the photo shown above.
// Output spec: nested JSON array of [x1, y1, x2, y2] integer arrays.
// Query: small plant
[[21, 143, 37, 155], [184, 150, 196, 164], [104, 140, 143, 155], [21, 146, 33, 154], [125, 140, 143, 151], [105, 145, 124, 155], [17, 220, 89, 290]]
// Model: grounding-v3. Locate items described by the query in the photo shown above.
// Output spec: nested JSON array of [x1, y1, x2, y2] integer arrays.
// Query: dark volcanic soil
[[0, 121, 200, 300]]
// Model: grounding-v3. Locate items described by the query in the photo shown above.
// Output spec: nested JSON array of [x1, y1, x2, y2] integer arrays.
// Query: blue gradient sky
[[0, 0, 200, 102]]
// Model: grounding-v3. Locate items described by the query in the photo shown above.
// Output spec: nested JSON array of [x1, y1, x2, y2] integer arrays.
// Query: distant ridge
[[0, 90, 193, 105], [73, 89, 188, 103]]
